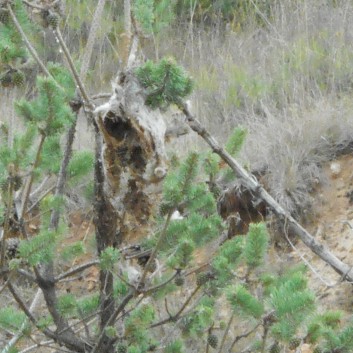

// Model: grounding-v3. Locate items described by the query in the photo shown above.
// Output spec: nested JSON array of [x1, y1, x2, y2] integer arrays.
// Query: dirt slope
[[286, 154, 353, 312]]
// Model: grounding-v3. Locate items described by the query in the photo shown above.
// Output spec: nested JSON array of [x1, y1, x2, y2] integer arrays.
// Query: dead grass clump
[[241, 98, 353, 216]]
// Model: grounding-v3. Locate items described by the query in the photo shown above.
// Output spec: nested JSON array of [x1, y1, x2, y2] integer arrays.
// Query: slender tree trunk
[[93, 131, 117, 352]]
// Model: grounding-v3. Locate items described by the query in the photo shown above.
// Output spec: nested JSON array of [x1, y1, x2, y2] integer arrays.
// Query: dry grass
[[156, 0, 353, 216], [3, 1, 353, 216]]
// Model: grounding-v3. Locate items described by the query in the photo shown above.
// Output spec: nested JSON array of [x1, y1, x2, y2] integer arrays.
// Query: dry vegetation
[[3, 1, 353, 352]]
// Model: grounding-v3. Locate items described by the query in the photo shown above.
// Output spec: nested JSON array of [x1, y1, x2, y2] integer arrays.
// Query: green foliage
[[0, 0, 29, 70], [0, 307, 27, 332], [226, 284, 264, 319], [124, 304, 155, 350], [319, 323, 353, 353], [181, 298, 215, 338], [133, 0, 177, 36], [225, 126, 247, 157], [37, 315, 53, 330], [99, 246, 120, 271], [307, 311, 342, 343], [77, 294, 100, 316], [39, 194, 65, 228], [163, 152, 198, 205], [40, 135, 62, 174], [57, 293, 77, 318], [15, 76, 74, 135], [243, 223, 269, 270], [60, 241, 85, 261], [269, 269, 316, 341], [203, 152, 220, 180], [155, 153, 223, 271], [18, 227, 62, 266], [67, 151, 94, 185], [135, 57, 193, 109], [167, 236, 195, 269], [212, 236, 244, 286], [133, 0, 154, 33], [48, 62, 76, 100], [113, 279, 129, 299], [164, 340, 184, 353]]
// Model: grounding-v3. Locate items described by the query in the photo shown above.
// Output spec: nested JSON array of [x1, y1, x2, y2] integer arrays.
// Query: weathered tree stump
[[94, 70, 170, 243]]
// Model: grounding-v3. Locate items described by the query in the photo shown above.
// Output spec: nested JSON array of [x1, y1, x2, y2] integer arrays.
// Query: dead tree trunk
[[94, 70, 169, 244]]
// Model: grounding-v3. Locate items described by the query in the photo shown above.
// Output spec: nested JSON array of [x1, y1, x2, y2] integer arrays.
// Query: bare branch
[[138, 211, 173, 288], [53, 28, 93, 109], [90, 291, 134, 353], [91, 93, 111, 100], [55, 260, 99, 282], [217, 314, 234, 353], [150, 285, 201, 328], [79, 0, 107, 81]]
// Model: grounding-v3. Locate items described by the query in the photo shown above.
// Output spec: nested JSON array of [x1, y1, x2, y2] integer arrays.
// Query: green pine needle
[[226, 284, 264, 319], [225, 126, 247, 157], [76, 294, 100, 316], [135, 57, 193, 109], [57, 293, 77, 318], [0, 307, 27, 332], [243, 222, 269, 269], [164, 340, 184, 353], [99, 246, 120, 271], [67, 151, 94, 185]]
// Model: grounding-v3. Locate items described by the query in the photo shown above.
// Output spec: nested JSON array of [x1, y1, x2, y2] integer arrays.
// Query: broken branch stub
[[94, 70, 169, 241]]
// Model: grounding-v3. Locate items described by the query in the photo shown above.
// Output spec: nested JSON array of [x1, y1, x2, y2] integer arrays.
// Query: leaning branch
[[177, 100, 353, 282]]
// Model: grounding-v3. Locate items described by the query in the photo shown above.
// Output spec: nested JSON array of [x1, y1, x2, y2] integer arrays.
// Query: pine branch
[[137, 210, 173, 288], [176, 99, 353, 283], [6, 4, 51, 77], [1, 288, 42, 353], [20, 133, 46, 220]]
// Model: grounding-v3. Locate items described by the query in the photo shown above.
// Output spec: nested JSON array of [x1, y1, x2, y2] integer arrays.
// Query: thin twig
[[228, 323, 261, 353], [91, 93, 111, 100], [7, 4, 51, 77], [20, 134, 46, 220], [90, 291, 134, 353], [0, 271, 13, 295], [217, 314, 234, 353], [22, 0, 45, 10], [150, 285, 201, 328], [55, 260, 100, 282], [138, 211, 173, 288], [143, 271, 179, 295], [54, 28, 93, 109]]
